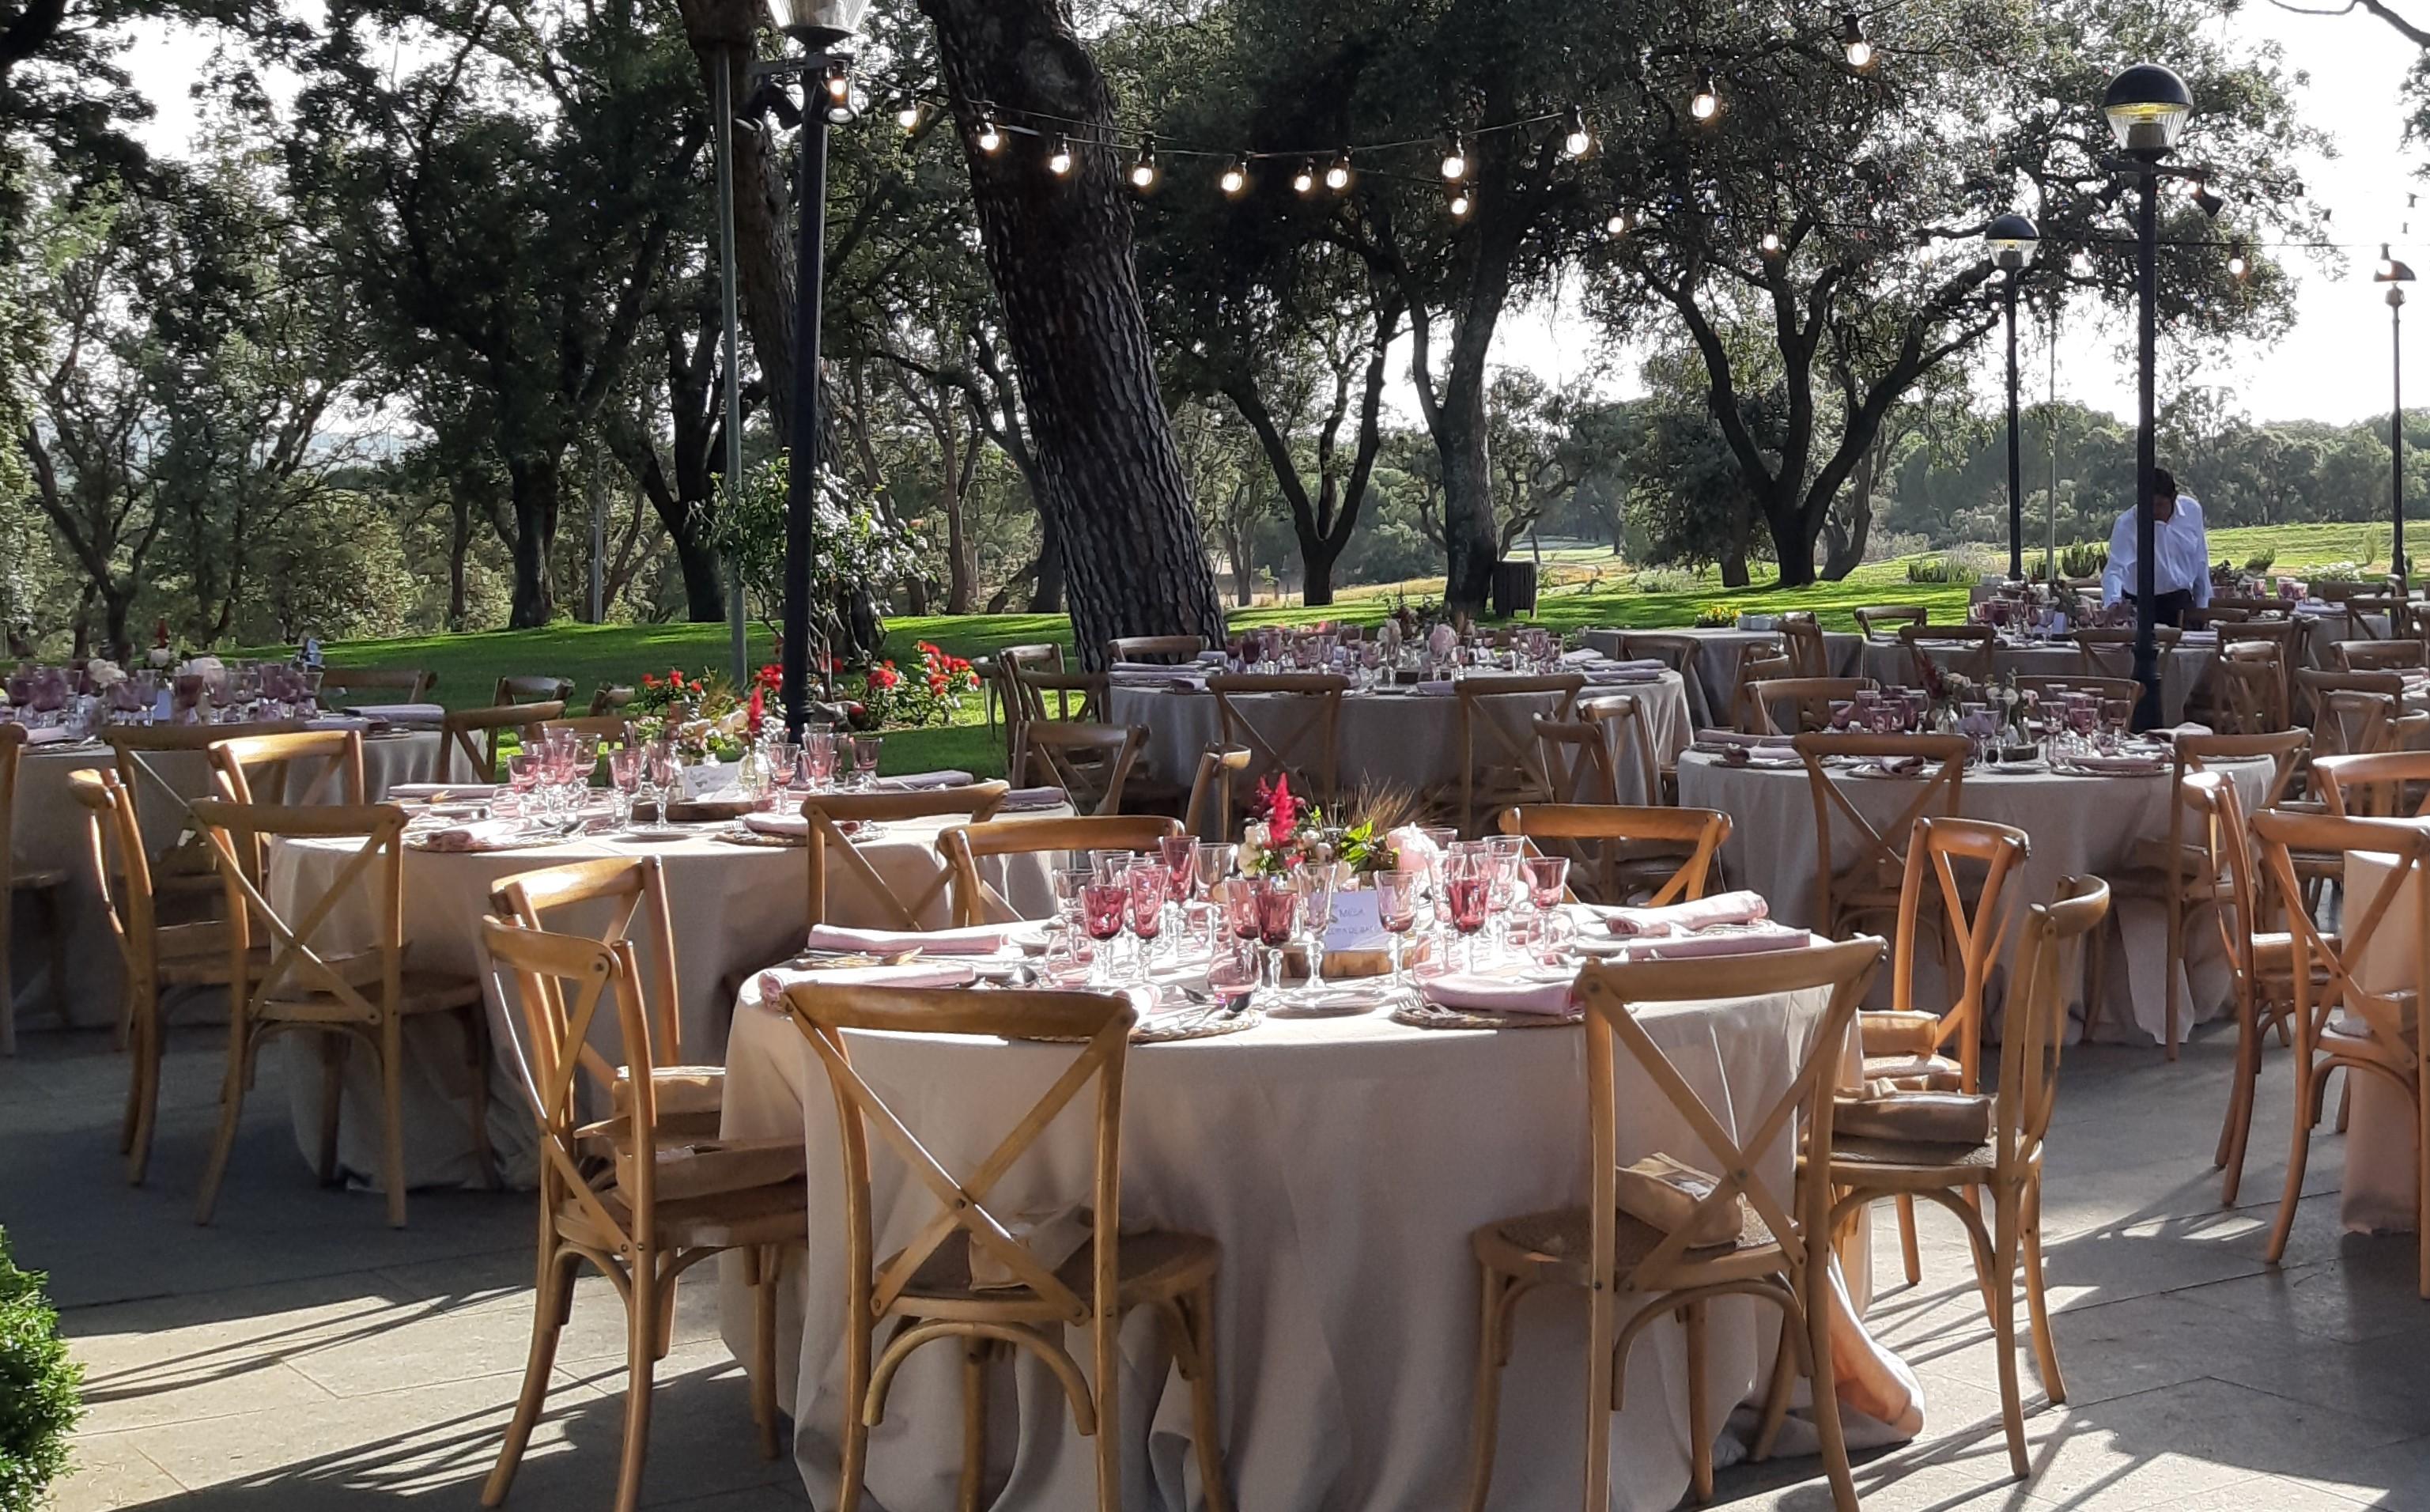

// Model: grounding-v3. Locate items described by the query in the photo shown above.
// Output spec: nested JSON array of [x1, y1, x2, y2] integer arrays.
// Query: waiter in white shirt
[[2100, 468, 2211, 626]]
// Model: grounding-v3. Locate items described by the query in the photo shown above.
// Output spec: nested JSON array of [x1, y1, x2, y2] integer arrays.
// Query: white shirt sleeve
[[2182, 498, 2212, 607], [2102, 509, 2135, 606]]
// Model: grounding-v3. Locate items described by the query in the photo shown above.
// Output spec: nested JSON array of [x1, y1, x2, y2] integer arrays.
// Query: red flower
[[1264, 773, 1296, 838], [642, 672, 658, 686], [746, 687, 765, 731], [868, 662, 901, 691]]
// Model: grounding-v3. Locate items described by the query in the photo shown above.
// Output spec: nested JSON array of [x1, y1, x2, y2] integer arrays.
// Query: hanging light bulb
[[822, 62, 852, 106], [1446, 182, 1474, 218], [1324, 148, 1353, 192], [1691, 68, 1720, 121], [1840, 12, 1874, 69], [2192, 180, 2225, 218], [1561, 107, 1593, 159], [2069, 249, 2095, 278], [1440, 129, 1468, 182], [1045, 135, 1074, 176], [2226, 239, 2249, 279], [1219, 157, 1249, 197], [894, 99, 922, 130], [1604, 209, 1631, 239], [2379, 242, 2399, 281], [1292, 157, 1317, 195], [1129, 134, 1158, 191], [1759, 228, 1785, 255], [974, 115, 1003, 153]]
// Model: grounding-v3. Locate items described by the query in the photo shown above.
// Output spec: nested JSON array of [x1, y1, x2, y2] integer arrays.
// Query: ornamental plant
[[0, 1228, 80, 1512]]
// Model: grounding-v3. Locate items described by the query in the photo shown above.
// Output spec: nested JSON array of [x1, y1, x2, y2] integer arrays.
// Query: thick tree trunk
[[1029, 510, 1066, 612], [1435, 384, 1501, 613], [503, 456, 561, 628], [1297, 525, 1342, 607], [920, 0, 1224, 666], [1763, 500, 1818, 588]]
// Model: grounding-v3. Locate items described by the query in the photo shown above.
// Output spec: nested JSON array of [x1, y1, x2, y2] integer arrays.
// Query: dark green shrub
[[0, 1229, 80, 1512], [2059, 540, 2109, 580]]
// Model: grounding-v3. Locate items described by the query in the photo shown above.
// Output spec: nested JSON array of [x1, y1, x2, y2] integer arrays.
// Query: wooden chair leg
[[1463, 1265, 1510, 1512], [1792, 1284, 1858, 1512], [1990, 1194, 2030, 1479], [1749, 1306, 1798, 1462], [838, 1293, 871, 1512], [462, 1007, 500, 1191], [614, 1257, 658, 1512], [482, 1244, 576, 1507], [2266, 1058, 2320, 1265], [123, 979, 164, 1186], [1092, 1306, 1121, 1512], [2163, 894, 2183, 1061], [1895, 1193, 1922, 1286], [958, 1336, 988, 1512], [2084, 920, 2109, 1043], [1684, 1301, 1713, 1503], [2337, 1073, 2353, 1134], [749, 1248, 781, 1461], [2021, 1177, 2065, 1403], [1182, 1281, 1233, 1512], [1582, 1265, 1615, 1512], [195, 1026, 257, 1225], [316, 1036, 346, 1186], [2416, 1067, 2430, 1302]]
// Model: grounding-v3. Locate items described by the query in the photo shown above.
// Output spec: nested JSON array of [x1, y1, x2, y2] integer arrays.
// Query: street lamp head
[[2377, 244, 2417, 284], [1986, 212, 2039, 271], [763, 0, 866, 47], [2103, 64, 2192, 159]]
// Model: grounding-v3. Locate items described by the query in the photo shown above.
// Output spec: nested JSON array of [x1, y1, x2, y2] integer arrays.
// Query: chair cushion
[[1612, 1154, 1743, 1248], [1861, 1052, 1964, 1091], [617, 1135, 807, 1205], [613, 1066, 724, 1122], [1835, 1090, 1994, 1146], [1859, 1011, 1942, 1058]]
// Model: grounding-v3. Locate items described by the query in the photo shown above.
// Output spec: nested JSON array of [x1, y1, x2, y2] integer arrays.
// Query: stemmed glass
[[765, 742, 800, 807], [1252, 877, 1298, 992], [851, 734, 883, 788], [1192, 841, 1236, 902], [1294, 867, 1337, 994], [1080, 879, 1129, 985], [1125, 860, 1169, 980], [1485, 834, 1528, 965], [1523, 855, 1574, 958], [803, 730, 837, 790], [505, 753, 542, 824], [607, 746, 643, 828], [643, 737, 681, 832], [1207, 939, 1260, 1015], [1377, 868, 1421, 988], [1444, 851, 1495, 971]]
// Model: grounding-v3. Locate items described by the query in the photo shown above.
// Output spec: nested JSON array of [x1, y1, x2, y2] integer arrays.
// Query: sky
[[119, 1, 2428, 429]]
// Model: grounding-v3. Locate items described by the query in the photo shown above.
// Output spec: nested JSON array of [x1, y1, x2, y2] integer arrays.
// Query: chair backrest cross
[[1789, 732, 1971, 936], [1206, 673, 1346, 811], [800, 783, 1011, 931]]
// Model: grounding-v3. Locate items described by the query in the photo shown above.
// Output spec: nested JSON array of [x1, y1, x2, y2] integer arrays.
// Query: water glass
[[1125, 862, 1170, 979], [1294, 868, 1336, 989], [1377, 868, 1421, 986], [607, 747, 642, 827], [1207, 939, 1260, 1014], [1192, 841, 1237, 899], [851, 734, 883, 788], [1252, 877, 1298, 992], [1080, 881, 1129, 985]]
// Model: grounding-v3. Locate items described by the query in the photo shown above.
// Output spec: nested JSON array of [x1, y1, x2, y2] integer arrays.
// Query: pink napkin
[[998, 785, 1069, 812], [410, 819, 552, 852], [1583, 667, 1663, 684], [757, 962, 979, 1000], [1600, 890, 1771, 938], [1625, 927, 1812, 960], [743, 811, 810, 837], [1694, 729, 1793, 749], [389, 782, 500, 801], [1850, 754, 1928, 777], [1419, 973, 1578, 1016], [1722, 745, 1805, 768], [873, 769, 974, 792], [805, 924, 1011, 956]]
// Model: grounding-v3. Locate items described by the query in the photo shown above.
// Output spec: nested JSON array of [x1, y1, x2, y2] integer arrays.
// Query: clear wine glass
[[1377, 868, 1420, 988], [1294, 867, 1336, 994], [607, 747, 642, 828], [852, 734, 883, 788], [1524, 854, 1574, 958], [1207, 939, 1259, 1015], [1253, 876, 1297, 992], [644, 738, 681, 832], [505, 753, 542, 824], [1125, 861, 1169, 981], [1192, 841, 1237, 901]]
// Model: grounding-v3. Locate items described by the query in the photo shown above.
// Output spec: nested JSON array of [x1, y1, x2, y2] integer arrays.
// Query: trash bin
[[1490, 559, 1539, 618]]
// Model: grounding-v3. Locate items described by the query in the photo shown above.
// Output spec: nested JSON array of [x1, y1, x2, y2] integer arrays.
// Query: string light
[[894, 100, 921, 130], [1759, 228, 1785, 255], [1219, 157, 1249, 197], [1446, 182, 1474, 218], [1440, 129, 1468, 182], [974, 115, 1003, 153], [2227, 239, 2248, 278], [1129, 135, 1158, 190], [1324, 149, 1354, 192], [1560, 107, 1593, 159], [2069, 249, 2095, 277], [822, 62, 851, 106], [1046, 134, 1074, 176], [1840, 12, 1873, 69], [1292, 157, 1317, 195], [1604, 209, 1631, 239], [1691, 69, 1721, 121], [2379, 242, 2399, 280]]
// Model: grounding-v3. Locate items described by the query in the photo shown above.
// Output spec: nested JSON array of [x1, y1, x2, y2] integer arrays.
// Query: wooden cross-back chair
[[2073, 626, 2180, 682], [802, 783, 1011, 932], [1743, 677, 1873, 736], [0, 724, 68, 1055], [1494, 804, 1729, 908], [1461, 936, 1887, 1512], [1011, 720, 1143, 815], [2297, 672, 2405, 758], [1789, 732, 1972, 946], [1777, 611, 1831, 679], [317, 667, 436, 704], [1727, 653, 1796, 732], [110, 722, 304, 905], [987, 643, 1068, 749], [1533, 714, 1622, 809], [2343, 594, 2415, 641], [1205, 673, 1346, 812], [2209, 651, 2291, 734], [1450, 674, 1585, 835], [780, 981, 1234, 1512], [478, 877, 806, 1512], [1826, 878, 2110, 1480], [2311, 748, 2430, 820], [207, 728, 368, 810], [437, 701, 565, 784], [1899, 622, 1997, 683], [187, 798, 494, 1227], [494, 675, 574, 706], [1619, 633, 1712, 725], [66, 768, 263, 1186], [1103, 633, 1207, 667], [1581, 693, 1668, 807], [2250, 808, 2430, 1297], [540, 715, 633, 746], [2332, 638, 2425, 674], [1854, 604, 1928, 643], [1184, 745, 1253, 840], [2012, 674, 2143, 709], [589, 685, 637, 716], [2096, 731, 2312, 1057], [939, 815, 1182, 927]]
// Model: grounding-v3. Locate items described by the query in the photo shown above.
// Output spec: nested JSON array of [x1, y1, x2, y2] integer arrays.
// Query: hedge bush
[[0, 1229, 79, 1512]]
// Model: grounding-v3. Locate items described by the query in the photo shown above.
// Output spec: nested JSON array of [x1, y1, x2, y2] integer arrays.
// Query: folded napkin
[[872, 769, 973, 792], [1615, 1154, 1743, 1247], [1626, 927, 1812, 960], [756, 961, 980, 1002], [2066, 752, 2167, 775], [1559, 648, 1608, 665], [1693, 729, 1793, 749], [302, 716, 371, 731], [1109, 670, 1207, 692], [1419, 972, 1577, 1016], [1850, 755, 1928, 777], [1835, 1089, 1994, 1146], [20, 724, 75, 746], [1582, 667, 1663, 684], [2178, 630, 2220, 645], [2148, 723, 2214, 743], [998, 785, 1069, 812], [743, 811, 810, 837], [805, 924, 1011, 956], [1193, 649, 1229, 666], [1411, 680, 1457, 697], [1598, 890, 1771, 938], [411, 819, 553, 852], [389, 782, 500, 801], [1721, 745, 1805, 768], [969, 1204, 1094, 1289], [349, 702, 447, 726]]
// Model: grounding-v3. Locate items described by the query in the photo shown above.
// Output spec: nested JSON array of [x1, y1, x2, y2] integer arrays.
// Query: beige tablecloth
[[716, 967, 1917, 1512], [1676, 751, 2273, 1044], [1852, 641, 2217, 726], [10, 730, 440, 1026], [263, 809, 1067, 1191], [2334, 846, 2426, 1234], [1105, 676, 1693, 806], [1579, 629, 1863, 729]]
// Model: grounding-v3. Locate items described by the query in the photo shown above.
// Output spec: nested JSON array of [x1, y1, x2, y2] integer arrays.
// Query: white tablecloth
[[716, 967, 1912, 1511], [1676, 751, 2273, 1042], [13, 730, 440, 1025], [2334, 846, 2426, 1234], [263, 809, 1067, 1190], [1105, 676, 1693, 806], [1851, 641, 2216, 726], [1579, 629, 1863, 729]]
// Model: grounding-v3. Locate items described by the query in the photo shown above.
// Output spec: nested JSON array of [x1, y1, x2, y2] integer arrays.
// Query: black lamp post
[[1987, 213, 2039, 583], [2379, 244, 2417, 590], [762, 0, 867, 737], [2101, 62, 2195, 730]]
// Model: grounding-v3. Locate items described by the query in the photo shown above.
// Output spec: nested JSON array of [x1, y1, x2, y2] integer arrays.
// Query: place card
[[1325, 890, 1389, 954]]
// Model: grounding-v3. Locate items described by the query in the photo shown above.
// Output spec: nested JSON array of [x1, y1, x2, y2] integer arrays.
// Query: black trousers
[[2121, 589, 2195, 629]]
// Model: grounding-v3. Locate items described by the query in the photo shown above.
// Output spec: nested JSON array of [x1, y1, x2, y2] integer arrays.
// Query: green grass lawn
[[295, 521, 2400, 780]]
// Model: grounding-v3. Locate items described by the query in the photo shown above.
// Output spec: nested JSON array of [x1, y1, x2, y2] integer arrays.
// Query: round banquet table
[[716, 965, 1915, 1512], [9, 728, 441, 1026], [1852, 638, 2217, 727], [1106, 673, 1694, 804], [1676, 750, 2275, 1044], [2333, 844, 2429, 1235], [263, 808, 1067, 1191], [1578, 628, 1863, 730]]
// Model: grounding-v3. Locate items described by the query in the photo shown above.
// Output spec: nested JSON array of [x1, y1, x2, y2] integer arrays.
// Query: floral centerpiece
[[1239, 774, 1328, 878], [629, 667, 755, 762], [1693, 602, 1736, 629]]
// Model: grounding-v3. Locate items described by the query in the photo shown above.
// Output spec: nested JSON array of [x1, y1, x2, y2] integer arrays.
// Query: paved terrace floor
[[6, 1019, 2427, 1512]]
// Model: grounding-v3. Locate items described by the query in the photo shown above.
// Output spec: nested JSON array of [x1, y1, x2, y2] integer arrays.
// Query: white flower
[[1427, 624, 1457, 658], [85, 659, 124, 689]]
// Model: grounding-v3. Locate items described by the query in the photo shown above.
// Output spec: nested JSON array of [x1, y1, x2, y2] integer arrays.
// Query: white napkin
[[350, 702, 447, 726], [805, 924, 1011, 956], [1419, 972, 1577, 1016], [998, 785, 1069, 812], [756, 962, 980, 1002], [1597, 890, 1771, 938], [743, 811, 809, 837], [389, 782, 499, 801], [410, 819, 551, 852], [873, 769, 973, 792]]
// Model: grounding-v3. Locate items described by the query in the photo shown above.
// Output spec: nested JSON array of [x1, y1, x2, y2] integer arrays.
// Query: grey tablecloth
[[1852, 641, 2218, 725], [1579, 629, 1863, 728]]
